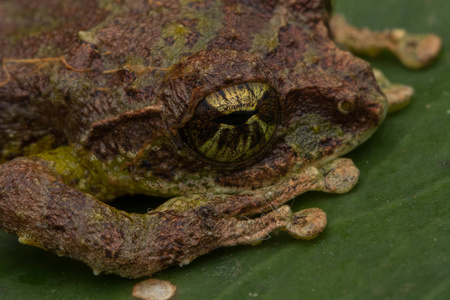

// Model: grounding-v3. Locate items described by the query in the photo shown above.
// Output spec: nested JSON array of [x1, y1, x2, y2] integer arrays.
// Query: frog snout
[[352, 91, 388, 143], [371, 92, 389, 126]]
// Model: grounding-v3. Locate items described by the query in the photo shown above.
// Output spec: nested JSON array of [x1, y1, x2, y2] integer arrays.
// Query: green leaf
[[1, 0, 449, 299]]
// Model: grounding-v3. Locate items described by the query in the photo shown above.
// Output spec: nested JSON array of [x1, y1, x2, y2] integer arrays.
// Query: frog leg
[[329, 14, 442, 69], [372, 68, 414, 113], [0, 157, 358, 278]]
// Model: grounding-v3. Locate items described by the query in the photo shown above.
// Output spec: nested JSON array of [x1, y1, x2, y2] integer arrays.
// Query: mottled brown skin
[[0, 0, 388, 278]]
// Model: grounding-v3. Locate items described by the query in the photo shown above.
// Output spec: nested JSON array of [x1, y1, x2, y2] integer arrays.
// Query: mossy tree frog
[[0, 0, 440, 278]]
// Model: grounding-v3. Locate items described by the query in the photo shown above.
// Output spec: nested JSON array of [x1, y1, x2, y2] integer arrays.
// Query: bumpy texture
[[0, 0, 387, 278]]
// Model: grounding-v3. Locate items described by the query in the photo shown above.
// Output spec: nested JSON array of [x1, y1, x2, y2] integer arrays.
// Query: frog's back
[[0, 0, 182, 159], [0, 0, 112, 161], [1, 0, 356, 162]]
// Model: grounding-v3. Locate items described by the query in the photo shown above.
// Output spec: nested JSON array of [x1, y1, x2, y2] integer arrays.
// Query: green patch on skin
[[40, 63, 94, 107], [252, 31, 279, 55], [161, 22, 193, 64], [34, 146, 86, 185], [180, 0, 206, 5], [1, 141, 22, 164], [188, 4, 224, 51], [77, 1, 129, 68], [125, 54, 146, 67], [298, 47, 322, 68], [97, 157, 221, 199], [251, 6, 287, 54], [285, 114, 345, 159], [22, 135, 56, 156], [33, 146, 123, 201], [31, 142, 187, 201], [35, 45, 64, 58], [97, 0, 123, 12], [151, 1, 224, 66], [0, 135, 56, 164], [78, 30, 100, 47], [70, 139, 237, 200]]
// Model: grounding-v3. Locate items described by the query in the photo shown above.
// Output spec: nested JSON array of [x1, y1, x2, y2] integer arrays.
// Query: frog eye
[[179, 83, 280, 163]]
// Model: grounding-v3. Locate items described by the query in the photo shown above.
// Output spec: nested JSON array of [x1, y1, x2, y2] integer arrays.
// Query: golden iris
[[179, 82, 280, 163]]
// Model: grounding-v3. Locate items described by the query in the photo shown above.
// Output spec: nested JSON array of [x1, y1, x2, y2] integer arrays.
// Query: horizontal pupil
[[213, 110, 258, 125]]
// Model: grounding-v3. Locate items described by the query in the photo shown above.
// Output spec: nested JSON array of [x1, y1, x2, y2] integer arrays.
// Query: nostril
[[337, 99, 354, 113]]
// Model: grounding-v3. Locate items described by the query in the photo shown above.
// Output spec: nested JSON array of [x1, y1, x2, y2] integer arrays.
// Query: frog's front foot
[[373, 68, 414, 113], [219, 206, 327, 246], [0, 157, 356, 278], [316, 158, 360, 194], [330, 14, 442, 70], [285, 207, 327, 240]]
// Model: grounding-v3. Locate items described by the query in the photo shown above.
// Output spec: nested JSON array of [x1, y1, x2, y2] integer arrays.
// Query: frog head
[[85, 46, 386, 198]]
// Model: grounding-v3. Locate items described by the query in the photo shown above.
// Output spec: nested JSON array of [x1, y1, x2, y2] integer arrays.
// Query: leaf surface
[[1, 0, 449, 299]]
